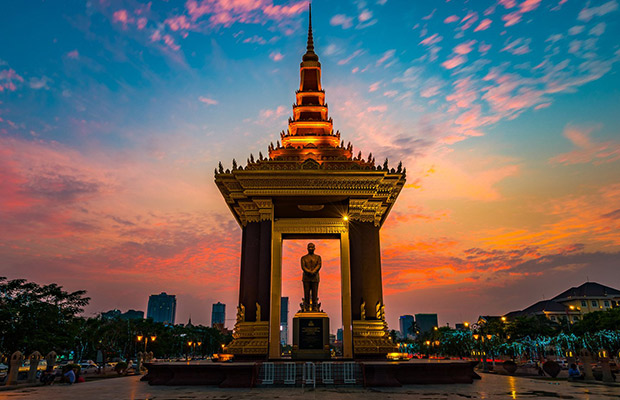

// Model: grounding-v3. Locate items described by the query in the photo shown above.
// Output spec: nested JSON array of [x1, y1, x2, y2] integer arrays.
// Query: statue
[[301, 242, 322, 311]]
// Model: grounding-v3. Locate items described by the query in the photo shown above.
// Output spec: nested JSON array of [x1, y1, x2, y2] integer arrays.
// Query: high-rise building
[[414, 313, 438, 334], [146, 292, 176, 324], [280, 297, 289, 345], [211, 302, 226, 329], [399, 314, 414, 338]]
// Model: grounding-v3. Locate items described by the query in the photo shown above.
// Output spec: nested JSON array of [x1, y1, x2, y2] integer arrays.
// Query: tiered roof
[[216, 5, 399, 173]]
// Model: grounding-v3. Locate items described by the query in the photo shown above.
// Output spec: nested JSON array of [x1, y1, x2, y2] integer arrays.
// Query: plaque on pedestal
[[292, 311, 330, 360]]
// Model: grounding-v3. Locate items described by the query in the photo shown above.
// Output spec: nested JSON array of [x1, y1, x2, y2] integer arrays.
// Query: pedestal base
[[292, 311, 330, 360], [352, 320, 397, 358], [225, 321, 269, 359]]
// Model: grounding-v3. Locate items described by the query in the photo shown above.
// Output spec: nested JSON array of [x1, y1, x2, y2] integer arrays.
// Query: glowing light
[[150, 336, 157, 342], [136, 335, 143, 342], [343, 216, 348, 221]]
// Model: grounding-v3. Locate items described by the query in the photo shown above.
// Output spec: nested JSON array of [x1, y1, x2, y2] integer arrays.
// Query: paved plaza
[[0, 374, 619, 399]]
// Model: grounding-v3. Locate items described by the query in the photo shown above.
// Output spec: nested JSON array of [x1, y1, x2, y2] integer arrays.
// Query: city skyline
[[1, 0, 620, 330]]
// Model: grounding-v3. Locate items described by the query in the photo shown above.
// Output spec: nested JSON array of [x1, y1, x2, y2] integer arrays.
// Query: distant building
[[211, 302, 226, 329], [146, 292, 176, 324], [122, 309, 144, 320], [101, 309, 144, 320], [399, 315, 414, 338], [455, 322, 470, 330], [280, 297, 289, 345], [504, 282, 620, 324], [477, 315, 502, 326], [336, 328, 343, 342], [414, 313, 438, 334]]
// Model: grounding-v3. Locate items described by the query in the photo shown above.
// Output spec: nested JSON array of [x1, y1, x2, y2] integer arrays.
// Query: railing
[[258, 361, 361, 386]]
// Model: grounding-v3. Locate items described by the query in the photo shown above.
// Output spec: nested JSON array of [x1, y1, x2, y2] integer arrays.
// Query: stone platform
[[143, 361, 258, 387], [143, 359, 478, 387]]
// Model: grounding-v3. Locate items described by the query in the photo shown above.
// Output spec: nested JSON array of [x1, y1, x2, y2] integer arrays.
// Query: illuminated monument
[[214, 6, 405, 359]]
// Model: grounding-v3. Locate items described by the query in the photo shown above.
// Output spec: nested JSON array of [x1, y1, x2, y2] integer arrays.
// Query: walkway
[[0, 373, 618, 399]]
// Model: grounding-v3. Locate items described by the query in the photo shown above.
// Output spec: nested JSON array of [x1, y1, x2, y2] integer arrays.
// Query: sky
[[1, 0, 619, 333]]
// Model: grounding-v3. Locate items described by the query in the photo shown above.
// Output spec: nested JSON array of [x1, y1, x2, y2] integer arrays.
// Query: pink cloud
[[446, 77, 478, 108], [337, 49, 363, 65], [520, 0, 542, 13], [502, 11, 522, 26], [165, 15, 191, 31], [534, 102, 551, 110], [458, 11, 479, 31], [441, 55, 466, 70], [502, 38, 531, 55], [330, 14, 353, 29], [67, 50, 79, 59], [0, 69, 24, 92], [112, 9, 132, 27], [185, 0, 306, 27], [479, 42, 492, 54], [137, 17, 147, 30], [376, 49, 395, 67], [270, 51, 284, 61], [367, 105, 388, 113], [550, 125, 620, 165], [498, 0, 517, 8], [578, 0, 618, 22], [198, 96, 218, 105], [420, 33, 442, 46], [444, 15, 459, 23], [454, 40, 477, 55], [369, 81, 381, 92], [474, 18, 492, 32]]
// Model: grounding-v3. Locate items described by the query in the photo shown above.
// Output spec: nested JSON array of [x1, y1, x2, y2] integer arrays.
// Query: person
[[39, 366, 55, 385], [63, 367, 76, 385], [300, 242, 322, 311], [568, 363, 583, 381]]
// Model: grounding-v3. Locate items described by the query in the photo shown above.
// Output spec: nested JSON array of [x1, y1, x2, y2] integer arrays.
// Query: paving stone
[[0, 373, 618, 399]]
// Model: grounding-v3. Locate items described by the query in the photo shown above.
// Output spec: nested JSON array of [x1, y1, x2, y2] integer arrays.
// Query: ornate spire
[[303, 3, 319, 62]]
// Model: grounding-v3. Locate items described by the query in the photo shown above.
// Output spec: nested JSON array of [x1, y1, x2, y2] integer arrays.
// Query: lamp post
[[136, 335, 157, 354], [187, 340, 202, 360]]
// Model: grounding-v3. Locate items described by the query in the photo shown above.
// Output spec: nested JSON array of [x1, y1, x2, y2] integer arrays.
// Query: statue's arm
[[301, 256, 312, 273], [313, 256, 322, 273]]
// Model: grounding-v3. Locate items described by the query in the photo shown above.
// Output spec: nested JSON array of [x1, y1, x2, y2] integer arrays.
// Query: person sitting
[[63, 368, 76, 385], [568, 363, 583, 381]]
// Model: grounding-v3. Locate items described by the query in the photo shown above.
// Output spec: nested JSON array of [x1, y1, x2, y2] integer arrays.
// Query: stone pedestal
[[7, 351, 24, 386], [600, 357, 614, 383], [27, 351, 42, 383], [292, 311, 330, 360]]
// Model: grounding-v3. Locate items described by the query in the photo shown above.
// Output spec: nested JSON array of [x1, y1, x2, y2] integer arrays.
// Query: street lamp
[[137, 334, 157, 353]]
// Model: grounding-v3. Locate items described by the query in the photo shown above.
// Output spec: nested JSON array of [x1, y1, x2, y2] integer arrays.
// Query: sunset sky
[[1, 0, 619, 332]]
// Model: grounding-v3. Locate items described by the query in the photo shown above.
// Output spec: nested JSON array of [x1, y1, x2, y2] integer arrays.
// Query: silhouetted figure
[[301, 243, 321, 311]]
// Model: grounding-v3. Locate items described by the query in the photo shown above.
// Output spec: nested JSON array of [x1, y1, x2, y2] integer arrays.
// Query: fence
[[258, 361, 362, 386]]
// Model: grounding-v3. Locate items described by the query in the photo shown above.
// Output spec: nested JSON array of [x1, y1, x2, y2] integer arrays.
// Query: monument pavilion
[[214, 7, 406, 359]]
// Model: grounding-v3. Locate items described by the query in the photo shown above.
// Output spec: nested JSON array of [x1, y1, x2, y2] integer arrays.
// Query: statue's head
[[307, 242, 315, 254]]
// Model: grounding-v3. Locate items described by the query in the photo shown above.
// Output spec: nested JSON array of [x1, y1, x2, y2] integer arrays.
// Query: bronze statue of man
[[301, 242, 321, 311]]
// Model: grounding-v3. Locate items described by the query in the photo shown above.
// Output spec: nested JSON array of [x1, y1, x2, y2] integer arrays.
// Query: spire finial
[[302, 2, 319, 62], [307, 3, 314, 53]]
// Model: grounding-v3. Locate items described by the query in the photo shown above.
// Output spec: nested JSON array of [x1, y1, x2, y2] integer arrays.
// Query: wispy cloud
[[550, 125, 620, 165]]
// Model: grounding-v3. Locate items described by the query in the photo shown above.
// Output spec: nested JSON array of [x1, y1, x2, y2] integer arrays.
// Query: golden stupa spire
[[303, 3, 318, 62]]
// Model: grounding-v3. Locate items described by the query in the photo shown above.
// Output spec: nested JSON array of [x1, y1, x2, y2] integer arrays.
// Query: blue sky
[[1, 0, 619, 329]]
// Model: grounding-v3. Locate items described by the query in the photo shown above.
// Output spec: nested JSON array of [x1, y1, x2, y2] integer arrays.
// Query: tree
[[506, 315, 560, 340], [572, 308, 620, 335], [0, 277, 90, 355]]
